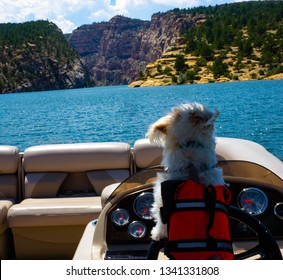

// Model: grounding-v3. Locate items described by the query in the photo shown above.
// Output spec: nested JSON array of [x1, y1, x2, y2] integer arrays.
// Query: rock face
[[0, 21, 94, 94], [69, 13, 198, 85], [1, 56, 92, 93]]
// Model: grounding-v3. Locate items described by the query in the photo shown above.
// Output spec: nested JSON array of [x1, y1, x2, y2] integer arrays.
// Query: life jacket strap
[[175, 200, 228, 214], [204, 185, 217, 241], [165, 239, 233, 253], [160, 180, 183, 223]]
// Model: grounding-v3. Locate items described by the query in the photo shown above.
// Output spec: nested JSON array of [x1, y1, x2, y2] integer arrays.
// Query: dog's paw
[[151, 224, 168, 241]]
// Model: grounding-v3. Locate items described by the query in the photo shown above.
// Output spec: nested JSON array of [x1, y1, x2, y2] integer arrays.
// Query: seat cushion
[[8, 197, 102, 227], [23, 142, 131, 172], [0, 200, 13, 227], [133, 138, 163, 169]]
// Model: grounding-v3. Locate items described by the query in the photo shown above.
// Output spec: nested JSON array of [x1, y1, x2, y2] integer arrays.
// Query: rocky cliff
[[69, 1, 283, 87], [69, 12, 201, 85], [0, 21, 93, 94]]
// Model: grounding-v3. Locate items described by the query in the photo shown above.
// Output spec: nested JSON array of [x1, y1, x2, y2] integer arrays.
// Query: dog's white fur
[[147, 103, 225, 241]]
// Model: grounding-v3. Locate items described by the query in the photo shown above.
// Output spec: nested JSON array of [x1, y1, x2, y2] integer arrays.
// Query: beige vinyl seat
[[133, 138, 163, 171], [101, 138, 164, 208], [0, 145, 20, 259], [8, 142, 132, 259]]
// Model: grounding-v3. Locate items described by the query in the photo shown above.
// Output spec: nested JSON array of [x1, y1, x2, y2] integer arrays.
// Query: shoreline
[[129, 73, 283, 88]]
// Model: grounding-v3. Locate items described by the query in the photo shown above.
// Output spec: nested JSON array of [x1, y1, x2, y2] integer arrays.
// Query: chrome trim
[[274, 203, 283, 220], [133, 192, 154, 220], [128, 221, 147, 239], [237, 187, 268, 215], [111, 208, 130, 227]]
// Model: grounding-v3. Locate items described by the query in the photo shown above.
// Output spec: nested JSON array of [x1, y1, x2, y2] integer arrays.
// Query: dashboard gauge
[[238, 188, 268, 215], [128, 221, 147, 239], [133, 192, 154, 220], [274, 203, 283, 220], [111, 209, 130, 227]]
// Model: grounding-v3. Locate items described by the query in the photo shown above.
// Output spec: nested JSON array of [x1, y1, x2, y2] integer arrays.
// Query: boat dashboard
[[74, 164, 283, 260], [102, 177, 283, 260]]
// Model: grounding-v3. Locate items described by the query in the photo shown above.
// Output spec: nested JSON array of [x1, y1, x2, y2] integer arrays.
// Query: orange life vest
[[160, 180, 234, 260]]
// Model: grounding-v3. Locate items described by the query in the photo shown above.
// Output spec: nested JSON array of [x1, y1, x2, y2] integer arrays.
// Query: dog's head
[[147, 103, 219, 153]]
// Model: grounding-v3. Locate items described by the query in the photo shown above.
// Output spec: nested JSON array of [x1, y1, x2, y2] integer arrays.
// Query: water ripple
[[0, 80, 282, 161]]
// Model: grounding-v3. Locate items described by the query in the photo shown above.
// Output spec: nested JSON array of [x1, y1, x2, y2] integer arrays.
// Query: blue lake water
[[0, 80, 282, 160]]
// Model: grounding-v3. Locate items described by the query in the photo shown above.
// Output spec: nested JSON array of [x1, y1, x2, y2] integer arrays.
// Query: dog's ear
[[148, 123, 168, 143], [189, 109, 219, 128], [147, 115, 173, 143], [189, 111, 208, 126], [204, 109, 219, 127]]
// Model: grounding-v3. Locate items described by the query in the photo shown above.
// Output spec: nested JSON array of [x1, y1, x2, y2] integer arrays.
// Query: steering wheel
[[229, 206, 282, 259], [147, 206, 282, 260]]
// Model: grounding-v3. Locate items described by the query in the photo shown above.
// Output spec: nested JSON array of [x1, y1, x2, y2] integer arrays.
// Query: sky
[[0, 0, 257, 34]]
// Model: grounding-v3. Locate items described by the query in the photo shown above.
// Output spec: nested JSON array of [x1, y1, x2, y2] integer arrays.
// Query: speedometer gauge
[[133, 192, 154, 220], [111, 209, 130, 226], [128, 221, 147, 239], [238, 188, 268, 215]]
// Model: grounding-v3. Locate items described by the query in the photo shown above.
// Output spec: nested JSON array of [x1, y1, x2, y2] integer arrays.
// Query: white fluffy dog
[[147, 102, 225, 241]]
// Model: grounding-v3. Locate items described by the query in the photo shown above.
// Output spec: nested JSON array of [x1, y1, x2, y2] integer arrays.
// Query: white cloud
[[51, 15, 76, 34], [0, 0, 96, 32], [89, 10, 113, 23], [0, 0, 253, 33], [152, 0, 200, 7], [88, 0, 134, 23]]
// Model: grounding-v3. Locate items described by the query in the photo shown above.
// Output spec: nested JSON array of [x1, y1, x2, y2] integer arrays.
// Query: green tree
[[212, 57, 229, 79], [174, 55, 187, 72]]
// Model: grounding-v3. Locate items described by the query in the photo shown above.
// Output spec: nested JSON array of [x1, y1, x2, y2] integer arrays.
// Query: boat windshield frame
[[106, 161, 283, 204]]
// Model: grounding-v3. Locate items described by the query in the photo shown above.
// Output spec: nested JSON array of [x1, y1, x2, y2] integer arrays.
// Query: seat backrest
[[133, 138, 163, 172], [0, 146, 20, 202], [22, 142, 132, 198]]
